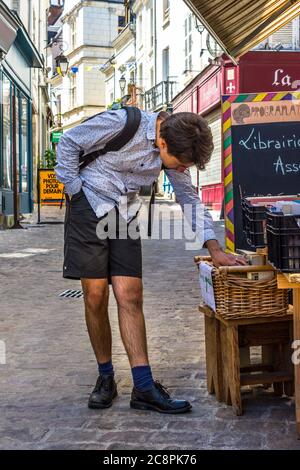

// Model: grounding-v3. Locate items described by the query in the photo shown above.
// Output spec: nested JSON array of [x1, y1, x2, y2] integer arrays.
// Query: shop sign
[[198, 71, 221, 114], [238, 52, 300, 93], [51, 131, 63, 143], [224, 67, 238, 95], [38, 169, 64, 205]]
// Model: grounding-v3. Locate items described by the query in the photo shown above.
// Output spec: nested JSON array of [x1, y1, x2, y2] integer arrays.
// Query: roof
[[184, 0, 300, 61]]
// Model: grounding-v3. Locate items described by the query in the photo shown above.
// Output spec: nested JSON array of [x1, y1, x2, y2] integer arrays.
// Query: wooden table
[[199, 303, 294, 416], [277, 273, 300, 439]]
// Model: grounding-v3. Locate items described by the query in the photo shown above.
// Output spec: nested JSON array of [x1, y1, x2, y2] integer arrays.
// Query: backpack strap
[[147, 164, 167, 237], [79, 106, 141, 170]]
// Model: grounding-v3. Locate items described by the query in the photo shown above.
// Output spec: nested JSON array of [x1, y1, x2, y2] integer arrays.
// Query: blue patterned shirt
[[55, 109, 216, 245]]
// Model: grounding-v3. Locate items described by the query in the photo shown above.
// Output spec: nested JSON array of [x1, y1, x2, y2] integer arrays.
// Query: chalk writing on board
[[239, 128, 300, 151], [273, 156, 300, 175]]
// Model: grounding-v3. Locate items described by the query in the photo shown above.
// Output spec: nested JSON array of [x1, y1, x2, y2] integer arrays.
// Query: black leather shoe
[[88, 375, 117, 409], [130, 380, 192, 414]]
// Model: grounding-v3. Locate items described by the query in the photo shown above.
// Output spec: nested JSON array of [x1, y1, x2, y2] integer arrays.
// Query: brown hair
[[160, 112, 214, 170]]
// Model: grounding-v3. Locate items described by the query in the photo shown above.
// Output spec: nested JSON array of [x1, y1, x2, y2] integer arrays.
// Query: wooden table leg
[[204, 316, 224, 401], [226, 324, 242, 416], [293, 289, 300, 439]]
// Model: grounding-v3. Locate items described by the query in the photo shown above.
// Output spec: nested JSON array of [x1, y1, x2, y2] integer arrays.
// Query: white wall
[[132, 0, 213, 107], [59, 0, 124, 128]]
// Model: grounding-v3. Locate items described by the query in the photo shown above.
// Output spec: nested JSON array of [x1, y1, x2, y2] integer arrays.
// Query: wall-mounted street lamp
[[119, 75, 127, 95], [55, 54, 69, 76], [194, 17, 205, 34]]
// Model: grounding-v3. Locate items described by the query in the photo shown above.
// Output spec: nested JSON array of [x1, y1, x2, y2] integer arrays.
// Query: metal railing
[[144, 80, 176, 112]]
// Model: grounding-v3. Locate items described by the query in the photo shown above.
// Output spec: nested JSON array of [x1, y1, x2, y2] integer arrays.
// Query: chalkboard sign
[[222, 92, 300, 251]]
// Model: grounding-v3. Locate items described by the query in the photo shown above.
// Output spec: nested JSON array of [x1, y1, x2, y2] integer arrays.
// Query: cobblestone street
[[0, 201, 299, 450]]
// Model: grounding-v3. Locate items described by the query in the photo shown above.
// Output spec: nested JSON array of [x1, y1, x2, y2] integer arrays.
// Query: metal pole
[[11, 89, 23, 229], [37, 168, 41, 224]]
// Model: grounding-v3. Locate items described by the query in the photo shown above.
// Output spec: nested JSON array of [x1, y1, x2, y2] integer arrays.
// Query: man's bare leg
[[82, 278, 117, 409], [111, 275, 191, 413], [111, 276, 149, 367], [81, 278, 111, 364]]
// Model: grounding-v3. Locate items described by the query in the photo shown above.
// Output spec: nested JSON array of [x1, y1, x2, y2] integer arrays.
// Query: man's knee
[[82, 279, 109, 311], [116, 285, 143, 311]]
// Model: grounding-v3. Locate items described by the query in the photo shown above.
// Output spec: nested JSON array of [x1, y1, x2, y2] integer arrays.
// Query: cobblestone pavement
[[0, 200, 299, 450]]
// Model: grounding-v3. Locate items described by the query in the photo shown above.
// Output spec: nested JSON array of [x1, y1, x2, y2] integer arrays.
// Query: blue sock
[[98, 360, 114, 377], [132, 365, 154, 391]]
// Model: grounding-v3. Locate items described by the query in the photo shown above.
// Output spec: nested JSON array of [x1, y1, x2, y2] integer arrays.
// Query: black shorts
[[63, 189, 142, 281]]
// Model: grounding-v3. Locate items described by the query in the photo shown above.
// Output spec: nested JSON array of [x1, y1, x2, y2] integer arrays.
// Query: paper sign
[[199, 262, 216, 312], [39, 169, 64, 205]]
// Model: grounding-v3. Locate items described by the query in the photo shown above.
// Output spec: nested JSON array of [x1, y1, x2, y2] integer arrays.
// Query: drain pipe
[[154, 0, 157, 85]]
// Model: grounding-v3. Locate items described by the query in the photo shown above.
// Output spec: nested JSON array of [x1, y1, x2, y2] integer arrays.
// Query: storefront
[[173, 50, 300, 211], [0, 3, 42, 228], [223, 50, 300, 95], [1, 70, 33, 217]]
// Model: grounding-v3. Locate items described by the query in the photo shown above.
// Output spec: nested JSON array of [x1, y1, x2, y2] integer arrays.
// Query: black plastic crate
[[242, 196, 300, 249], [242, 198, 267, 248], [267, 213, 300, 272], [246, 229, 266, 248]]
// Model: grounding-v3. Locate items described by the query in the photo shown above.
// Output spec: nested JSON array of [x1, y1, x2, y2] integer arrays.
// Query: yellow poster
[[39, 169, 64, 205]]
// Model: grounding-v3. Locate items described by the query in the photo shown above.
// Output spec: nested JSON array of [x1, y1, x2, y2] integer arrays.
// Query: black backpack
[[79, 106, 142, 170], [78, 105, 156, 236]]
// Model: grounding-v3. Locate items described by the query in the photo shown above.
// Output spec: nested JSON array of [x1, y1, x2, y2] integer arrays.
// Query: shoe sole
[[130, 400, 192, 414], [88, 390, 118, 409]]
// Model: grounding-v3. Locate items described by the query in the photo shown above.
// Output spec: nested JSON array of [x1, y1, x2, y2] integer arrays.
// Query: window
[[130, 70, 135, 84], [56, 94, 62, 126], [125, 0, 133, 24], [184, 15, 193, 72], [150, 4, 154, 48], [11, 0, 20, 14], [150, 67, 154, 88], [118, 16, 126, 34], [138, 14, 142, 46], [32, 9, 36, 46], [162, 47, 169, 82], [20, 95, 29, 193], [2, 75, 12, 189], [139, 63, 143, 87], [70, 17, 76, 50], [15, 92, 20, 191], [70, 75, 77, 109], [163, 0, 170, 19], [1, 74, 30, 194]]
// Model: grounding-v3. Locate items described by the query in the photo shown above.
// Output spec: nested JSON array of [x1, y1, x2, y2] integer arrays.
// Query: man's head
[[156, 112, 214, 172]]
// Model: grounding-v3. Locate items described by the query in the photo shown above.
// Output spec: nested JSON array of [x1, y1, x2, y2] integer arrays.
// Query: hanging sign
[[51, 131, 63, 143], [222, 91, 300, 251]]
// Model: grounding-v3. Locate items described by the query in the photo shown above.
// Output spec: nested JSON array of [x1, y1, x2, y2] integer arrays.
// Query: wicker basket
[[195, 257, 289, 320]]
